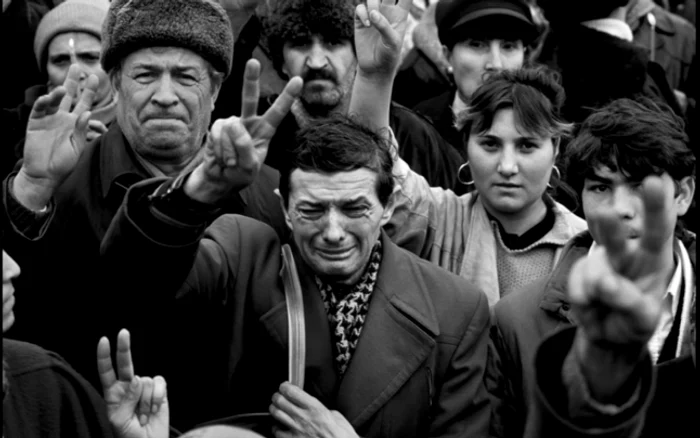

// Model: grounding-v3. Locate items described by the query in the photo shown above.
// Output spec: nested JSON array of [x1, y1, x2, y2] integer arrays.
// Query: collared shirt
[[451, 92, 469, 131], [581, 18, 635, 42], [587, 241, 682, 363]]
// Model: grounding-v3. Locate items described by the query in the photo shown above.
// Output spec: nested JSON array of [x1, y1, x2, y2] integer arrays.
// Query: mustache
[[301, 68, 337, 84]]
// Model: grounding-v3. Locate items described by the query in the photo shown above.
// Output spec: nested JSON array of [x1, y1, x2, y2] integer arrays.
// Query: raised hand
[[97, 329, 169, 438], [14, 64, 98, 210], [184, 58, 303, 204], [354, 0, 413, 79], [270, 382, 359, 438], [567, 176, 672, 349]]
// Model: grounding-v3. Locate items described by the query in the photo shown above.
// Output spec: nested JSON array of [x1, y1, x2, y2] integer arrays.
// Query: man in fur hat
[[1, 0, 300, 397], [260, 0, 464, 191]]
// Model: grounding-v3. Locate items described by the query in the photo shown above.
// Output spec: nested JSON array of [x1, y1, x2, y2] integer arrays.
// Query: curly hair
[[563, 97, 695, 198], [278, 115, 395, 207], [263, 0, 357, 78]]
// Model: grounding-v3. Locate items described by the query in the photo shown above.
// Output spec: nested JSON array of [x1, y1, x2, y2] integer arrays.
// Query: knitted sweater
[[386, 157, 588, 306]]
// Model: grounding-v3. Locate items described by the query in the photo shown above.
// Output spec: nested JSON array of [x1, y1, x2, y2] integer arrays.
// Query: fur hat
[[436, 0, 537, 49], [33, 0, 110, 72], [263, 0, 357, 78], [101, 0, 234, 77]]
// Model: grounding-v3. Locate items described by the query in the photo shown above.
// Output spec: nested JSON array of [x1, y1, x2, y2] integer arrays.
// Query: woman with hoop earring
[[386, 66, 587, 306]]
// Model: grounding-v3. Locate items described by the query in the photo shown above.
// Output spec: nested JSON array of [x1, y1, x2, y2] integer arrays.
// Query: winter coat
[[524, 326, 697, 438], [1, 123, 288, 391], [2, 339, 115, 438], [386, 157, 588, 306], [537, 23, 683, 125], [487, 230, 697, 438], [98, 176, 493, 436], [413, 90, 466, 161]]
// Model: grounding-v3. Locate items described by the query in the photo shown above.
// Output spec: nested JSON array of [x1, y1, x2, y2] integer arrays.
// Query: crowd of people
[[1, 0, 696, 437]]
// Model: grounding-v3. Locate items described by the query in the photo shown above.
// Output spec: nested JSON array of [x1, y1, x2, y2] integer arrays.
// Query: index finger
[[96, 336, 117, 390], [639, 175, 672, 253], [278, 381, 322, 410], [59, 64, 82, 112], [115, 328, 135, 381], [261, 76, 303, 131], [240, 59, 261, 119], [590, 210, 628, 272]]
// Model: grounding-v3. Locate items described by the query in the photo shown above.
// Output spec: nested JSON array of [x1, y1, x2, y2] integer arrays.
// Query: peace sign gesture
[[184, 59, 303, 205], [354, 0, 413, 79], [97, 329, 169, 438], [568, 176, 676, 348], [14, 64, 99, 211]]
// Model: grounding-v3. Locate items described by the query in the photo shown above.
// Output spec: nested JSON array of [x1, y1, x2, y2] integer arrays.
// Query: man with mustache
[[486, 97, 696, 438], [1, 0, 299, 398], [260, 0, 464, 191]]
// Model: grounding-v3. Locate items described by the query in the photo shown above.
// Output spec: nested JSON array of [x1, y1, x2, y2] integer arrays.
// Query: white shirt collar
[[581, 18, 635, 42], [451, 92, 469, 130]]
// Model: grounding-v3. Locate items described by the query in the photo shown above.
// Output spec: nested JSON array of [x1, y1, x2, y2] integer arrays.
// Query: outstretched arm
[[349, 0, 412, 135]]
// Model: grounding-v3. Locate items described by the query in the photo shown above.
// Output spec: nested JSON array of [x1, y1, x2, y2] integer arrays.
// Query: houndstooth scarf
[[316, 240, 383, 376]]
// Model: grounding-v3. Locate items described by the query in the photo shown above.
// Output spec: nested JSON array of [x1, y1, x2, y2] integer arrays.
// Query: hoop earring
[[547, 165, 561, 189], [458, 161, 475, 186]]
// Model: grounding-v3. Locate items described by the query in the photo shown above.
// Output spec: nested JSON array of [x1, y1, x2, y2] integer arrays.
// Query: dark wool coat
[[524, 327, 697, 438], [2, 339, 115, 438], [99, 177, 493, 436], [537, 24, 683, 126], [1, 123, 288, 391]]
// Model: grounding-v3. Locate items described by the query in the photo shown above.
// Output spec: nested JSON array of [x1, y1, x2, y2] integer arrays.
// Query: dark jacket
[[413, 90, 465, 161], [99, 177, 493, 436], [1, 123, 288, 391], [392, 47, 453, 109], [524, 326, 697, 438], [538, 24, 683, 125], [630, 5, 696, 96], [486, 230, 696, 438], [264, 102, 463, 192], [2, 339, 115, 438]]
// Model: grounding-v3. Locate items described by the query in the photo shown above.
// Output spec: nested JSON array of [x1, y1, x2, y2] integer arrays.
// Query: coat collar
[[539, 230, 697, 322], [98, 123, 152, 202], [262, 232, 440, 428]]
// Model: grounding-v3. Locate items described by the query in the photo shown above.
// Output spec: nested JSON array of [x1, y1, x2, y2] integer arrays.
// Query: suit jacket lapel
[[336, 234, 440, 427]]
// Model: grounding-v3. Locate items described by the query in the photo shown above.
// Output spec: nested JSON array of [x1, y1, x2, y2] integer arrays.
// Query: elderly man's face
[[282, 35, 356, 116], [115, 47, 221, 172], [47, 32, 111, 107], [283, 169, 394, 286]]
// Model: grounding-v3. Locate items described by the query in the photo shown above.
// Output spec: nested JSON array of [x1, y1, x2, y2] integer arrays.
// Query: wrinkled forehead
[[288, 168, 380, 203], [121, 46, 210, 72]]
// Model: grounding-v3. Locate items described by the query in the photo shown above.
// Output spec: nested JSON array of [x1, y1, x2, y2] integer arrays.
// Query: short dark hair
[[563, 97, 695, 197], [278, 116, 395, 207], [263, 0, 356, 78]]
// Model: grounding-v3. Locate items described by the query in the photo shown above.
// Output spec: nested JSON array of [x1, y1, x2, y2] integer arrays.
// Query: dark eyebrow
[[477, 134, 502, 142], [586, 173, 613, 184], [341, 197, 370, 206]]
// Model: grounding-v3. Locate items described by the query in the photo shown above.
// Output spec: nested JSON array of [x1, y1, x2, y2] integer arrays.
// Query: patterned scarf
[[315, 240, 383, 376]]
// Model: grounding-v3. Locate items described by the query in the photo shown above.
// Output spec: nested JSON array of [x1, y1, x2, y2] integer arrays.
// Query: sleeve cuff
[[3, 173, 54, 241], [563, 347, 642, 417]]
